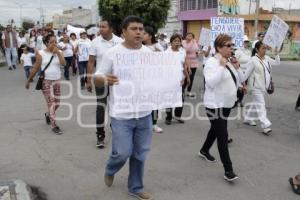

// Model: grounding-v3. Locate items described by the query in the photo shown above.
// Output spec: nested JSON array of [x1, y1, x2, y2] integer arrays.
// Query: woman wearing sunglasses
[[198, 34, 242, 182]]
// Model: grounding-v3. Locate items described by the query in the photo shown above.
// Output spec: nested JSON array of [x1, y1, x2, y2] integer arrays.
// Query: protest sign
[[199, 28, 211, 47], [67, 24, 85, 38], [211, 17, 244, 48], [110, 52, 183, 114], [263, 15, 289, 49]]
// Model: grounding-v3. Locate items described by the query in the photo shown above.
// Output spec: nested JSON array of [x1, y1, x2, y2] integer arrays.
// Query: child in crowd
[[20, 45, 35, 79]]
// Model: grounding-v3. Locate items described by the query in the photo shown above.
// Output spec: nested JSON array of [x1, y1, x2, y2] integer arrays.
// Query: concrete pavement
[[0, 62, 299, 200]]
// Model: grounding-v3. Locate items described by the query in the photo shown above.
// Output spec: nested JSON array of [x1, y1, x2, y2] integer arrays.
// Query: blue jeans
[[4, 47, 17, 67], [24, 65, 32, 79], [105, 114, 153, 194], [78, 61, 88, 87]]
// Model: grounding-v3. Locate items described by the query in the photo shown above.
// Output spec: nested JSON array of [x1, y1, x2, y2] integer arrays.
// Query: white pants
[[244, 90, 271, 129]]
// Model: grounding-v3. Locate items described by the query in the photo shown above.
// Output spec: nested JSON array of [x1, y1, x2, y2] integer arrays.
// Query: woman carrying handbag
[[25, 34, 66, 135]]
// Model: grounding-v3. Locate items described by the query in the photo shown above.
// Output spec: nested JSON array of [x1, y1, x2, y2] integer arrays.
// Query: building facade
[[52, 7, 93, 29]]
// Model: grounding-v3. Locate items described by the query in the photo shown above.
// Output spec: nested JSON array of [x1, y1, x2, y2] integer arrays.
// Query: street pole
[[254, 0, 260, 40]]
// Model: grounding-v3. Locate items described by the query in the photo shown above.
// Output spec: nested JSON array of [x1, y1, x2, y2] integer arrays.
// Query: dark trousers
[[71, 55, 77, 75], [96, 86, 108, 140], [237, 88, 244, 103], [152, 110, 158, 125], [201, 107, 233, 172], [296, 94, 300, 108], [166, 82, 186, 120], [187, 68, 197, 92], [64, 56, 73, 79], [17, 48, 22, 63], [78, 61, 88, 87]]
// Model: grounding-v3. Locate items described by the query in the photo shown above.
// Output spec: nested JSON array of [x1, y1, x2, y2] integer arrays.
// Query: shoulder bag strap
[[225, 65, 237, 86], [41, 55, 54, 74]]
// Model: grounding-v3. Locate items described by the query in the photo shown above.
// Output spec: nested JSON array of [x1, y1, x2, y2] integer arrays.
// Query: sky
[[0, 0, 97, 26]]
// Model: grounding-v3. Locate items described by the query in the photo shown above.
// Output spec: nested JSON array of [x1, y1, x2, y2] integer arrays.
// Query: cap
[[80, 30, 87, 35], [243, 35, 249, 42]]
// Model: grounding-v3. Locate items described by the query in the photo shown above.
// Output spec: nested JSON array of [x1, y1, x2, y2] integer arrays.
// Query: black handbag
[[35, 55, 54, 90]]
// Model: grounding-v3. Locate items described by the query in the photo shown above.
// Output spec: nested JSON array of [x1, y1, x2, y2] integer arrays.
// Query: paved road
[[0, 62, 299, 200]]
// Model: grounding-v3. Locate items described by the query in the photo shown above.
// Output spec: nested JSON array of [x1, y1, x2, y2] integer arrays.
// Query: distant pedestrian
[[20, 45, 35, 79], [2, 25, 18, 70], [58, 34, 73, 80], [17, 31, 28, 63], [25, 34, 66, 135], [69, 33, 78, 76], [182, 32, 200, 98], [76, 30, 91, 90]]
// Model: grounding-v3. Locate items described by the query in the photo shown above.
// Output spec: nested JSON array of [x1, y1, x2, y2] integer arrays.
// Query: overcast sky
[[0, 0, 97, 26], [0, 0, 299, 26]]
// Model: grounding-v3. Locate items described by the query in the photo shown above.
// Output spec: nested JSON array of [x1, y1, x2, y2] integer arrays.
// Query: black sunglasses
[[224, 43, 235, 48]]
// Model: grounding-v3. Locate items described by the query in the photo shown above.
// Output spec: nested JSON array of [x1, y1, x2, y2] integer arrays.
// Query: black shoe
[[239, 102, 244, 107], [97, 138, 105, 149], [8, 67, 12, 70], [165, 119, 171, 125], [198, 150, 216, 162], [228, 138, 233, 144], [224, 171, 239, 182], [174, 117, 184, 124], [66, 77, 70, 80], [45, 113, 51, 125], [13, 65, 16, 69], [52, 126, 63, 135]]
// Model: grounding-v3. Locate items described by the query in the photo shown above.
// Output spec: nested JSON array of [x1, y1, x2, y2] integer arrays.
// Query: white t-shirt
[[77, 38, 91, 62], [58, 42, 73, 57], [20, 52, 35, 66], [29, 37, 36, 49], [39, 50, 62, 80], [166, 47, 186, 79], [70, 39, 78, 50], [145, 43, 164, 52], [89, 34, 123, 71], [202, 46, 215, 65], [36, 35, 45, 50], [17, 37, 27, 48], [94, 44, 152, 119]]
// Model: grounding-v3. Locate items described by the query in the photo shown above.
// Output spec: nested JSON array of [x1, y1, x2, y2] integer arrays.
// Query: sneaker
[[153, 125, 163, 133], [97, 138, 105, 149], [173, 117, 184, 124], [198, 150, 216, 162], [104, 175, 114, 187], [165, 119, 171, 125], [12, 65, 16, 69], [228, 138, 233, 144], [262, 127, 272, 135], [224, 171, 239, 182], [52, 126, 63, 135], [8, 67, 12, 70], [45, 113, 50, 125], [243, 120, 257, 126], [187, 92, 196, 98], [129, 191, 154, 200]]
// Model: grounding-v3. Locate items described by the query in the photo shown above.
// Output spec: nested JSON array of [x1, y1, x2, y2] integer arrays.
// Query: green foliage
[[98, 0, 170, 35], [22, 20, 35, 31]]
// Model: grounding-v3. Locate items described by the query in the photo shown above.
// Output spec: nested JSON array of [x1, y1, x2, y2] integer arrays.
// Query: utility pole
[[254, 0, 260, 40]]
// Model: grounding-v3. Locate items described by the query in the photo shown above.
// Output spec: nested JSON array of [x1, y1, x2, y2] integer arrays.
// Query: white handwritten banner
[[199, 28, 211, 47], [111, 52, 183, 114], [211, 17, 244, 48], [263, 15, 289, 49]]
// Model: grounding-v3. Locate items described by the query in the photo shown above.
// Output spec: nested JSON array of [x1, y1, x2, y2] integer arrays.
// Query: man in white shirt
[[94, 16, 154, 200], [2, 25, 18, 70], [86, 19, 123, 149]]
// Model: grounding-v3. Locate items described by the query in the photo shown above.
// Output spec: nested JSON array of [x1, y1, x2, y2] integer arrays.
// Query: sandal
[[289, 177, 300, 195]]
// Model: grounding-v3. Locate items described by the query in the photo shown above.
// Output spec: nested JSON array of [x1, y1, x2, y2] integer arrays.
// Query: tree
[[98, 0, 170, 35], [22, 19, 35, 31]]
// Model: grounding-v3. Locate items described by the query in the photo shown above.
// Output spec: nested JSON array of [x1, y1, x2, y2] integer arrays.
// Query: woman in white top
[[199, 34, 242, 182], [238, 41, 280, 135], [143, 26, 164, 133], [17, 31, 28, 63], [165, 34, 190, 125], [25, 34, 66, 135], [234, 35, 251, 107], [58, 34, 74, 80]]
